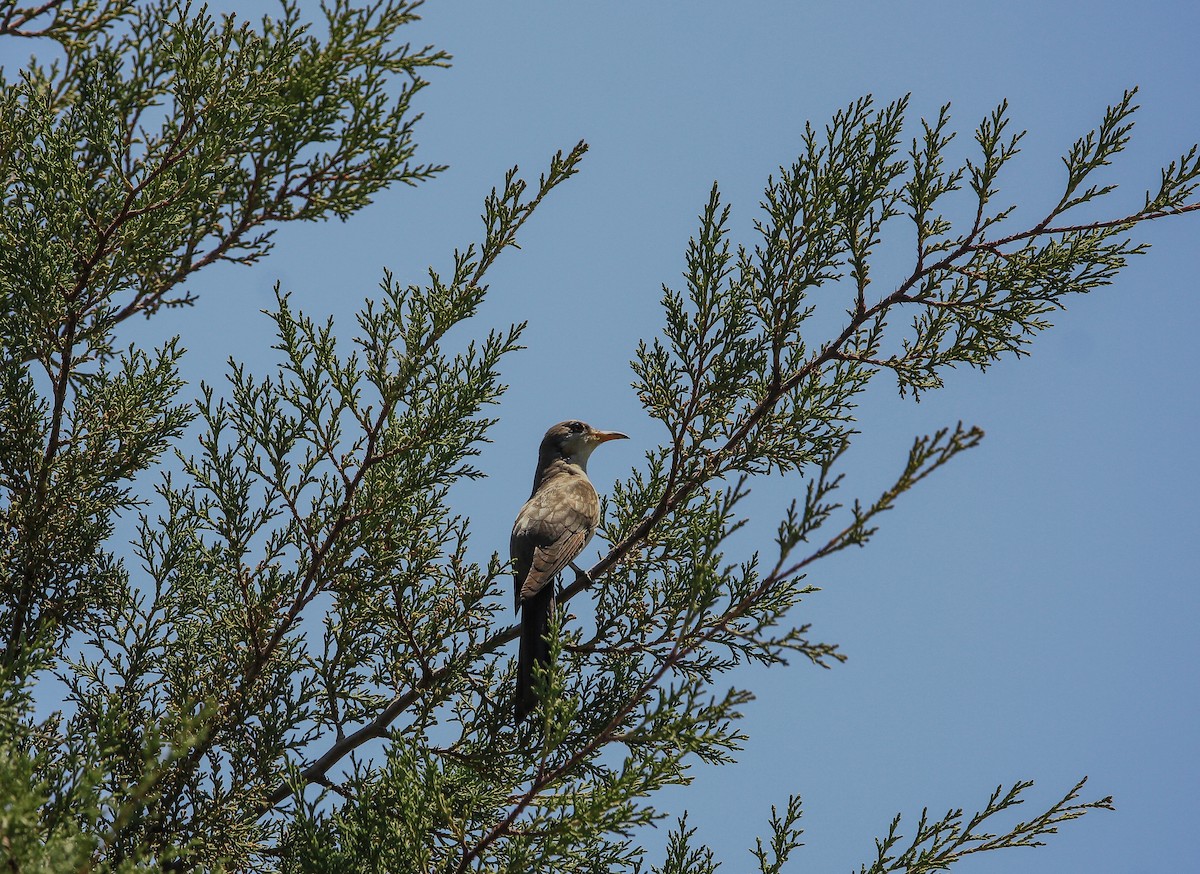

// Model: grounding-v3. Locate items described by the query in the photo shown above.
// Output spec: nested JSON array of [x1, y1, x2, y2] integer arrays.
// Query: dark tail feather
[[515, 586, 555, 722]]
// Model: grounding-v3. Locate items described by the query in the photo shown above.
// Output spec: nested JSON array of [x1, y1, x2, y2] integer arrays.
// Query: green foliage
[[0, 0, 445, 662], [857, 779, 1114, 873], [2, 2, 1198, 872], [0, 695, 97, 872], [1, 0, 446, 364]]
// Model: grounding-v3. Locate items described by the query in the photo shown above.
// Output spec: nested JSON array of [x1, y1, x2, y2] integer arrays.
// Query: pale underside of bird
[[511, 420, 627, 721]]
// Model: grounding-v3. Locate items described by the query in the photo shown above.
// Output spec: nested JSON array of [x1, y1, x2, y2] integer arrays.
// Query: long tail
[[515, 585, 555, 722]]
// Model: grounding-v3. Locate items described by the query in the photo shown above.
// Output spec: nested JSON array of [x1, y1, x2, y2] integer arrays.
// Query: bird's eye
[[568, 420, 583, 432]]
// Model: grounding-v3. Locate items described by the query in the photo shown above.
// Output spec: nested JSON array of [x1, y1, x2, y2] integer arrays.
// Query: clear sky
[[14, 1, 1200, 870]]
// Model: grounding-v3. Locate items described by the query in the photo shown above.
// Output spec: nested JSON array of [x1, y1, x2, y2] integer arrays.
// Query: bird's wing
[[511, 479, 597, 604], [521, 527, 591, 602]]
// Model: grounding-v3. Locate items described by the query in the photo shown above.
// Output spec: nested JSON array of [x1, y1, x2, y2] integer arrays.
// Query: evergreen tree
[[1, 2, 1196, 871]]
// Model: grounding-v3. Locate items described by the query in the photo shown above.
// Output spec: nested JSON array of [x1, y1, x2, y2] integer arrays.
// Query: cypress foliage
[[1, 3, 1196, 870]]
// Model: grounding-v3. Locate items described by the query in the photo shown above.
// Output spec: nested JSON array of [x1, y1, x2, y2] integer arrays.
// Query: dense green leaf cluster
[[2, 2, 1197, 872]]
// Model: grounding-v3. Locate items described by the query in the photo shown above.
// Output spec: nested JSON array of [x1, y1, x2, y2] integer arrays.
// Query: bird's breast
[[512, 473, 599, 533]]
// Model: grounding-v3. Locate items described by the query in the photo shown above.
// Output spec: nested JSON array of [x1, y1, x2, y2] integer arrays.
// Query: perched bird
[[511, 420, 628, 721]]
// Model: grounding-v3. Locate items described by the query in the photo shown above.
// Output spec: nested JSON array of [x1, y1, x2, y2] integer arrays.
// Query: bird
[[511, 420, 628, 722]]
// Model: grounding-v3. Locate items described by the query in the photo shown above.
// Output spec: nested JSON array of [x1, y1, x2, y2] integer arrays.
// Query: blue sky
[[13, 1, 1200, 869]]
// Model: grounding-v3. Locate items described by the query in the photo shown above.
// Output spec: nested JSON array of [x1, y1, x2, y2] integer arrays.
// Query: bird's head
[[539, 420, 628, 471]]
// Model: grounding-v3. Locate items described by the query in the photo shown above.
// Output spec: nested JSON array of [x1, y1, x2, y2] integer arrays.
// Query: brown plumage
[[511, 420, 627, 721]]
